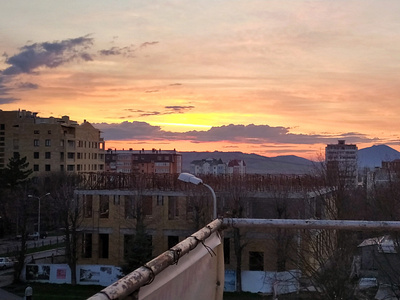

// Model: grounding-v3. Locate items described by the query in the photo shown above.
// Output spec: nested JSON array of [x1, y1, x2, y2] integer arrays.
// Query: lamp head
[[178, 173, 203, 185]]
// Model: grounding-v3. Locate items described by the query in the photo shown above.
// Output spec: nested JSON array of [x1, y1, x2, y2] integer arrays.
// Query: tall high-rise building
[[0, 109, 105, 175], [325, 140, 358, 187]]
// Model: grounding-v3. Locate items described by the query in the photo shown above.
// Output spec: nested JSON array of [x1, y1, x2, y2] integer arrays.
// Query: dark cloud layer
[[18, 82, 39, 90], [1, 36, 93, 75], [94, 121, 379, 146], [0, 36, 94, 104], [0, 97, 19, 104]]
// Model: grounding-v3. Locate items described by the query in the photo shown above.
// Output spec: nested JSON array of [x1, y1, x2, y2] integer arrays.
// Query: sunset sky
[[1, 1, 400, 159]]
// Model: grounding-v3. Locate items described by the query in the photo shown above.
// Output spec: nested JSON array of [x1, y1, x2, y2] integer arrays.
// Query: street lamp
[[178, 173, 217, 220], [28, 193, 50, 235]]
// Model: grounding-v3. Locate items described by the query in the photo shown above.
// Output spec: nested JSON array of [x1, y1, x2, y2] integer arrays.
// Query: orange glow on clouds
[[1, 1, 400, 159]]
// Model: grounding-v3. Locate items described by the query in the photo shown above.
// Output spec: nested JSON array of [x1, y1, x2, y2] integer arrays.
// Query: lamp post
[[28, 193, 50, 235], [178, 173, 217, 220]]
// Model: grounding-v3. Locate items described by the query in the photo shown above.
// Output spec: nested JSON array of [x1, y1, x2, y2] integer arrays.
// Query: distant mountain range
[[181, 144, 400, 174], [358, 144, 400, 169], [181, 151, 315, 174]]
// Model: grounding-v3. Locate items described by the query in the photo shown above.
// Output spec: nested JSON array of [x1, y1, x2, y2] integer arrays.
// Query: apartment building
[[227, 159, 246, 175], [105, 149, 182, 174], [190, 158, 226, 175], [74, 175, 327, 273], [0, 109, 105, 175], [75, 189, 194, 267], [325, 140, 358, 187]]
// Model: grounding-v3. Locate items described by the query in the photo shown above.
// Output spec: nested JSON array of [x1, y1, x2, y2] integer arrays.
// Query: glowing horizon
[[1, 1, 400, 159]]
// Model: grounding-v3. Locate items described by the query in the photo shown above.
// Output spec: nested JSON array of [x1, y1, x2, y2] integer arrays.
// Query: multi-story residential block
[[325, 140, 358, 187], [190, 158, 226, 175], [227, 159, 246, 175], [75, 174, 329, 274], [105, 149, 182, 174], [0, 109, 105, 174]]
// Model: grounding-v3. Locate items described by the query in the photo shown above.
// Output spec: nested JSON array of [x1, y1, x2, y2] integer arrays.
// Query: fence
[[0, 236, 64, 257]]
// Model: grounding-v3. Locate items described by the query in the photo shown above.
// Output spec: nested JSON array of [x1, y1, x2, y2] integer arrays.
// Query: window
[[125, 196, 135, 219], [142, 195, 153, 216], [249, 251, 264, 271], [45, 152, 51, 159], [45, 139, 51, 146], [99, 234, 109, 259], [34, 130, 40, 134], [157, 195, 164, 206], [124, 234, 134, 259], [83, 195, 93, 218], [224, 238, 230, 264], [168, 196, 179, 220], [60, 165, 64, 172], [45, 165, 51, 171], [100, 196, 109, 218], [0, 124, 4, 130], [34, 152, 39, 159], [48, 130, 51, 134], [82, 233, 92, 258], [68, 140, 75, 148], [168, 236, 179, 249], [67, 152, 75, 159], [33, 165, 39, 172], [67, 165, 74, 171], [34, 139, 39, 147]]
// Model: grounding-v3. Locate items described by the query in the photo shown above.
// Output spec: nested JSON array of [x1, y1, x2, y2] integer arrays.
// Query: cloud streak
[[94, 121, 379, 146], [98, 45, 135, 57], [123, 106, 195, 117]]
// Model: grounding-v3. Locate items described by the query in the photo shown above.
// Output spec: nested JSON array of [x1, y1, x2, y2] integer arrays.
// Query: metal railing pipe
[[223, 218, 400, 231]]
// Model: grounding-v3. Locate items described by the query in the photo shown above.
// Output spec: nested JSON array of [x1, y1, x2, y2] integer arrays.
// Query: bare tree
[[13, 190, 32, 283], [40, 172, 83, 285], [294, 160, 363, 299], [122, 174, 154, 274], [219, 174, 251, 292]]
